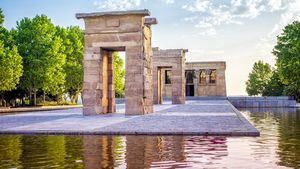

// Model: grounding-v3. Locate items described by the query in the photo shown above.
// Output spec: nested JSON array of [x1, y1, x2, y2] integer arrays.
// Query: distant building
[[152, 48, 226, 100], [163, 62, 227, 97]]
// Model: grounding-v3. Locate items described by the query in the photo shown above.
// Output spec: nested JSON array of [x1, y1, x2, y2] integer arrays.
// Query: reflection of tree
[[276, 109, 300, 168], [46, 136, 67, 167], [20, 135, 67, 168], [0, 135, 22, 168], [65, 136, 84, 169], [241, 108, 300, 168]]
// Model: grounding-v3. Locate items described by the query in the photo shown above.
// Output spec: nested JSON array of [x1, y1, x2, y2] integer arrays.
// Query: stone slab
[[76, 9, 150, 19], [0, 100, 259, 136]]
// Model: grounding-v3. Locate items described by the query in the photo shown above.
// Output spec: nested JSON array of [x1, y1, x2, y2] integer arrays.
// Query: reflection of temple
[[82, 135, 228, 168], [125, 136, 186, 169], [83, 135, 125, 169], [0, 135, 229, 168]]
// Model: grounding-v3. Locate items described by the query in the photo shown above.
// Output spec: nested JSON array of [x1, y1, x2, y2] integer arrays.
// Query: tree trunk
[[0, 93, 4, 107], [43, 91, 46, 103], [33, 88, 37, 106], [29, 89, 32, 106]]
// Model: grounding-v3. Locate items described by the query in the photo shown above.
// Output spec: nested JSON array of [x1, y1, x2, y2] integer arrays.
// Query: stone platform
[[0, 100, 259, 136]]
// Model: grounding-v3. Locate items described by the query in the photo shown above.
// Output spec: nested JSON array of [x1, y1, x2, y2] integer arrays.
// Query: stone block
[[106, 18, 120, 27]]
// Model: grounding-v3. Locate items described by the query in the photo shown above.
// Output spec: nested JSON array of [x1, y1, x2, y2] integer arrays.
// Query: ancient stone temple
[[162, 62, 227, 97], [152, 48, 187, 104], [185, 62, 226, 96], [76, 10, 157, 115]]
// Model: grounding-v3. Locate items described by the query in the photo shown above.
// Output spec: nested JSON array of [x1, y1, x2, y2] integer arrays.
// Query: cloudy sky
[[1, 0, 300, 95]]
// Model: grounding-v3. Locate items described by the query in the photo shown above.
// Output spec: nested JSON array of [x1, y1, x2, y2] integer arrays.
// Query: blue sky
[[1, 0, 300, 95]]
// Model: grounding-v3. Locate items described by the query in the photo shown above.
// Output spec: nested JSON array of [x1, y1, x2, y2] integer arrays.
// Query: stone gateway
[[76, 10, 157, 115]]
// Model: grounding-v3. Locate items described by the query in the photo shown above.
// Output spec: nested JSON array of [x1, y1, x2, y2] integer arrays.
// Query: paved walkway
[[0, 100, 259, 136], [0, 105, 82, 113]]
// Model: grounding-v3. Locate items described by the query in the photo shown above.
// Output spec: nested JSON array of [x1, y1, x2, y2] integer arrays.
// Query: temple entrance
[[157, 69, 163, 104], [152, 48, 188, 105], [185, 70, 195, 97], [155, 67, 172, 104], [77, 10, 157, 115], [100, 49, 116, 113], [186, 85, 194, 96]]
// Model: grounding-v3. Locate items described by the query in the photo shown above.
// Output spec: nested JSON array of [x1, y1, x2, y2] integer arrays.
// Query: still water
[[0, 108, 299, 169]]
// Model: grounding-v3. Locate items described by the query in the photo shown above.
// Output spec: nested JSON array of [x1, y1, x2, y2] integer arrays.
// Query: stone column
[[125, 46, 145, 115], [206, 69, 211, 84], [107, 52, 115, 113], [194, 70, 200, 96], [158, 69, 163, 104], [101, 50, 108, 113], [82, 46, 102, 115], [171, 56, 185, 104], [153, 67, 159, 104]]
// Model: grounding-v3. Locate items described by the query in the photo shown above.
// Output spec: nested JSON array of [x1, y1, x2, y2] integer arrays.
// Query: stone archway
[[76, 10, 157, 115], [152, 48, 188, 104]]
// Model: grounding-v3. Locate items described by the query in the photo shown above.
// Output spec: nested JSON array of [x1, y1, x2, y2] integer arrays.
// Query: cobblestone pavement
[[0, 100, 259, 136]]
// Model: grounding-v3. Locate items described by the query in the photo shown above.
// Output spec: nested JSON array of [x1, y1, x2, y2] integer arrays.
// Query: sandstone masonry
[[76, 10, 157, 115]]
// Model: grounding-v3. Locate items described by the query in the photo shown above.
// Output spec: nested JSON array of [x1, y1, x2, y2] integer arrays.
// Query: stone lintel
[[145, 17, 158, 25], [152, 48, 189, 57], [186, 61, 226, 69], [76, 9, 150, 19]]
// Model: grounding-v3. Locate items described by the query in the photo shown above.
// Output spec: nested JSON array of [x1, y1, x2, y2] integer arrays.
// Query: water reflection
[[242, 107, 300, 168], [0, 108, 299, 168]]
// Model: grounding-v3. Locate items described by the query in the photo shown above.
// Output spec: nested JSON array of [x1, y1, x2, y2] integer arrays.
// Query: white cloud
[[197, 28, 217, 36], [252, 0, 300, 61], [182, 0, 211, 12], [93, 0, 175, 11], [182, 0, 295, 36], [93, 0, 141, 11], [160, 0, 175, 4], [269, 0, 300, 37]]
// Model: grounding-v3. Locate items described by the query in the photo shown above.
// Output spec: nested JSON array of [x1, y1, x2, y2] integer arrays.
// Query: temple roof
[[76, 9, 150, 19]]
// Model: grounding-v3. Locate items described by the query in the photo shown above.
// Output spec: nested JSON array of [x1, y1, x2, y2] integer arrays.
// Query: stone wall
[[228, 96, 296, 108], [186, 62, 226, 96], [163, 61, 227, 97]]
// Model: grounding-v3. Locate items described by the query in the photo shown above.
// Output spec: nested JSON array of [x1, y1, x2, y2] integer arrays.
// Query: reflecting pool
[[0, 108, 299, 169]]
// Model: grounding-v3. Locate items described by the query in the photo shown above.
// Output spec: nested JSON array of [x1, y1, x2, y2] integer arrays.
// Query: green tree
[[273, 21, 300, 100], [0, 8, 4, 26], [262, 70, 285, 96], [56, 26, 83, 103], [246, 60, 272, 96], [0, 9, 23, 106], [0, 42, 23, 93], [114, 53, 125, 97], [14, 15, 66, 105]]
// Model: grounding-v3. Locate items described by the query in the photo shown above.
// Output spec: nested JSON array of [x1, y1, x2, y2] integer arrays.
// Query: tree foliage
[[14, 15, 66, 105], [0, 42, 23, 92], [0, 9, 4, 26], [56, 26, 83, 103], [262, 70, 284, 96], [114, 53, 125, 98], [0, 9, 23, 93], [246, 60, 272, 96], [273, 21, 300, 100]]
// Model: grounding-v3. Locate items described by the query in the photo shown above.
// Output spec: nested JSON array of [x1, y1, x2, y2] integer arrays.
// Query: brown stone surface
[[152, 48, 187, 104], [163, 61, 227, 97], [186, 62, 226, 96], [77, 10, 156, 115]]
